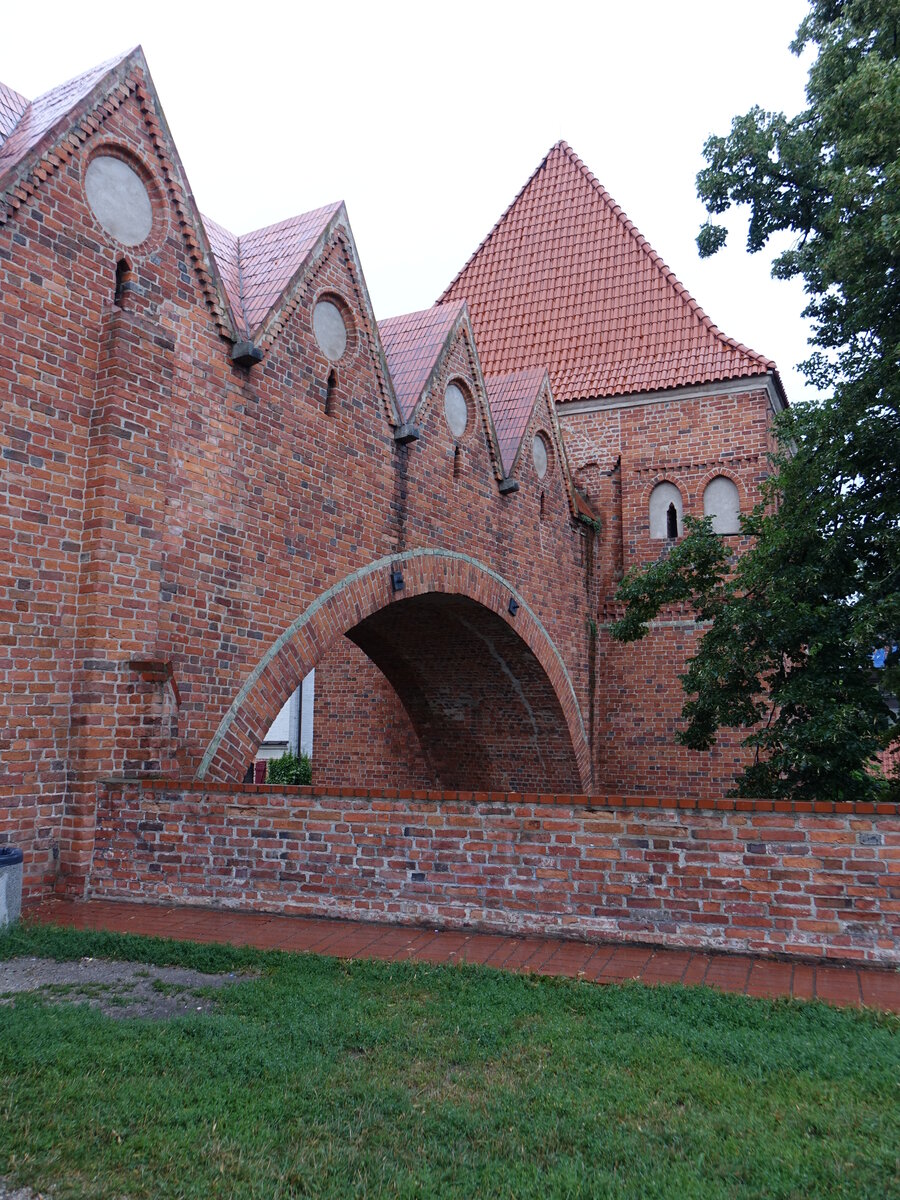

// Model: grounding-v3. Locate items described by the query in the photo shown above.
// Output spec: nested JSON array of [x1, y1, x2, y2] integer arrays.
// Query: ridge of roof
[[484, 367, 547, 477], [438, 140, 779, 401], [0, 81, 29, 144], [0, 50, 135, 182], [378, 301, 464, 420]]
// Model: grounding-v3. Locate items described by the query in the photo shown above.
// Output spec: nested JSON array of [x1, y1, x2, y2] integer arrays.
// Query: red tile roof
[[439, 141, 777, 402], [203, 204, 342, 337], [378, 301, 464, 420], [0, 53, 132, 183], [485, 368, 547, 476], [202, 215, 242, 323], [0, 82, 28, 144]]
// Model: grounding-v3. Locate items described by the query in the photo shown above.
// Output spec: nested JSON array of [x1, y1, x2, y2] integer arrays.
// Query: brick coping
[[100, 778, 900, 816], [26, 898, 900, 1013]]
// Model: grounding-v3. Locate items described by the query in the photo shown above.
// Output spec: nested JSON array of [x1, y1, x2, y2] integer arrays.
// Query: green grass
[[1, 923, 897, 1199]]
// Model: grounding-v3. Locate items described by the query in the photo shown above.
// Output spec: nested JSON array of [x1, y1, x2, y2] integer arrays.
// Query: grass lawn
[[1, 923, 897, 1199]]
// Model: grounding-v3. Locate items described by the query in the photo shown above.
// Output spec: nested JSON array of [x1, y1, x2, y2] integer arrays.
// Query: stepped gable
[[439, 140, 777, 402], [378, 301, 464, 420], [485, 368, 547, 476], [204, 204, 342, 338], [0, 82, 28, 143], [0, 53, 131, 180]]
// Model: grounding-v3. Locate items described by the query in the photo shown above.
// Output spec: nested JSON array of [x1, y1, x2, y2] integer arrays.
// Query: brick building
[[2, 49, 895, 964]]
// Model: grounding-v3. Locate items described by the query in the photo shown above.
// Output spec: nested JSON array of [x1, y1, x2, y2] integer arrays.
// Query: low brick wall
[[90, 782, 900, 965]]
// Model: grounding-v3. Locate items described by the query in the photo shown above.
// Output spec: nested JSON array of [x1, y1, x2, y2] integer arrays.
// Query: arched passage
[[197, 549, 591, 791]]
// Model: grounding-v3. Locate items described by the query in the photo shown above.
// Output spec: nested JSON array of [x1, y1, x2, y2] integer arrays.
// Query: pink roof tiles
[[439, 141, 777, 402], [0, 82, 28, 144], [202, 203, 342, 337], [0, 52, 132, 182], [486, 368, 547, 476], [378, 301, 464, 420], [202, 215, 242, 323]]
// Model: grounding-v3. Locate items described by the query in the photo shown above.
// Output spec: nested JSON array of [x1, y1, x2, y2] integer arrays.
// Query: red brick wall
[[2, 55, 805, 912], [90, 781, 900, 965], [1, 65, 594, 896], [312, 637, 434, 790]]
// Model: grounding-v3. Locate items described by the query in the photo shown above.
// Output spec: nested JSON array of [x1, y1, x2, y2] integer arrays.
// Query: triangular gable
[[439, 140, 779, 402], [378, 301, 464, 420], [485, 367, 547, 477], [203, 205, 344, 340], [0, 48, 237, 341], [490, 367, 597, 525], [216, 202, 400, 427], [379, 301, 514, 482], [238, 205, 342, 336]]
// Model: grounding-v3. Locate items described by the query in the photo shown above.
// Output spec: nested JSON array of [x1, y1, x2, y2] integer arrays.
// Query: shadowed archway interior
[[313, 593, 581, 793]]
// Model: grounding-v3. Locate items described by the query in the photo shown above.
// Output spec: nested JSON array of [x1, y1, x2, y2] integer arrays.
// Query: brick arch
[[695, 464, 751, 511], [197, 549, 591, 790], [641, 473, 694, 510]]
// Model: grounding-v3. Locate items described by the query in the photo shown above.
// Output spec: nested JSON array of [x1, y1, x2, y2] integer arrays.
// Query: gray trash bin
[[0, 846, 24, 928]]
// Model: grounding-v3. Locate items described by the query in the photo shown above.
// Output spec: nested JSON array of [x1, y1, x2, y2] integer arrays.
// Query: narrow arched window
[[114, 258, 131, 306], [703, 476, 741, 534], [325, 369, 337, 415], [649, 482, 683, 539], [666, 503, 678, 539]]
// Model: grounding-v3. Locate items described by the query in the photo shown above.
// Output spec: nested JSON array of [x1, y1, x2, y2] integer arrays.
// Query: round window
[[84, 156, 153, 246], [313, 299, 348, 361], [444, 382, 469, 438], [532, 433, 549, 479]]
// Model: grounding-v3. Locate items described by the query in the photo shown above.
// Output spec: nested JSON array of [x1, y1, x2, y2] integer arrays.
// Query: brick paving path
[[25, 899, 900, 1013]]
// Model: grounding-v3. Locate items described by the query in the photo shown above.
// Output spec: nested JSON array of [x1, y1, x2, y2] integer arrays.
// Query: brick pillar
[[59, 304, 175, 893]]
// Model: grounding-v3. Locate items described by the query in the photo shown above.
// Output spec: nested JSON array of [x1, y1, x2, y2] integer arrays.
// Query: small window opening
[[540, 491, 546, 521], [114, 257, 131, 306], [666, 502, 679, 539], [325, 368, 337, 415], [453, 444, 461, 481]]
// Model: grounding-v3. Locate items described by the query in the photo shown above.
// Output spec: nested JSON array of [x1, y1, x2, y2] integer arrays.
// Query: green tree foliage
[[612, 0, 899, 800], [266, 750, 312, 786]]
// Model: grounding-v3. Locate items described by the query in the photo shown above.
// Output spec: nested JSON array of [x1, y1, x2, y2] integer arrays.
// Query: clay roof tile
[[378, 301, 464, 420], [439, 141, 777, 401], [0, 52, 133, 180], [0, 81, 29, 145], [202, 202, 341, 336], [485, 367, 547, 476]]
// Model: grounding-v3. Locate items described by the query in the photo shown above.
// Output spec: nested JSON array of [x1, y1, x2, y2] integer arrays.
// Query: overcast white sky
[[4, 0, 820, 403]]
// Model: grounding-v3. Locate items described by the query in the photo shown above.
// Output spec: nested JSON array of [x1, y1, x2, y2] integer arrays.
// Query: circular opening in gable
[[313, 298, 349, 361], [443, 381, 470, 439], [532, 432, 550, 479], [84, 156, 154, 246]]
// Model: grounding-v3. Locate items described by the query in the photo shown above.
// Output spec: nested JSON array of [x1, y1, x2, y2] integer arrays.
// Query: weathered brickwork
[[91, 781, 900, 965], [1, 55, 593, 898], [6, 48, 892, 969], [312, 638, 434, 791]]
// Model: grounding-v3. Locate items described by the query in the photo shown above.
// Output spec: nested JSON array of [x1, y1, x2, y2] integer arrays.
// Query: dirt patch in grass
[[0, 957, 253, 1020], [0, 1180, 51, 1200]]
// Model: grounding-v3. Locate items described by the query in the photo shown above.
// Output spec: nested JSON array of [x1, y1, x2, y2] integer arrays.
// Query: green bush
[[265, 750, 312, 786]]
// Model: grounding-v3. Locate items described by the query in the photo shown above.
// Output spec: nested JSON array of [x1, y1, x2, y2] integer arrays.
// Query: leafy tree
[[612, 0, 899, 800]]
